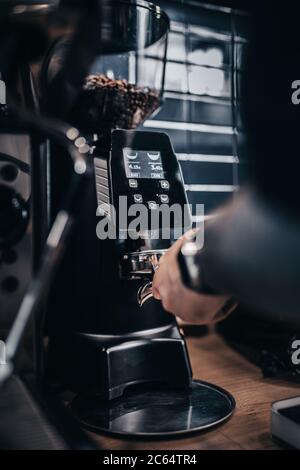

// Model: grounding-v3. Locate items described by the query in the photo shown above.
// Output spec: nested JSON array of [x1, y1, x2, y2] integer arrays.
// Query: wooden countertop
[[88, 333, 300, 450]]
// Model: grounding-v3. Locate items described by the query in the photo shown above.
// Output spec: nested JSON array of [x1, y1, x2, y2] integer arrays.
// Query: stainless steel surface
[[78, 324, 177, 341], [137, 280, 153, 306], [71, 380, 235, 437], [121, 250, 166, 279]]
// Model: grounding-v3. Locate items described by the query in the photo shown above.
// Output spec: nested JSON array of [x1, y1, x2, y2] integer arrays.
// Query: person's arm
[[200, 191, 300, 323], [152, 230, 236, 326], [163, 189, 300, 326]]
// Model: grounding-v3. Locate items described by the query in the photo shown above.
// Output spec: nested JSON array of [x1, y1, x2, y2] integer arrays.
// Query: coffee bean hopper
[[44, 0, 235, 437]]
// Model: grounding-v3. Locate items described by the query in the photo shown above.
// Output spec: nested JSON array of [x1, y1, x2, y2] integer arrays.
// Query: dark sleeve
[[178, 191, 300, 326]]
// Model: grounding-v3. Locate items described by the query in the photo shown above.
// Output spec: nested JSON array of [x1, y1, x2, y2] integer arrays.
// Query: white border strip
[[143, 119, 233, 135], [164, 91, 231, 104], [177, 153, 238, 164], [185, 184, 238, 192]]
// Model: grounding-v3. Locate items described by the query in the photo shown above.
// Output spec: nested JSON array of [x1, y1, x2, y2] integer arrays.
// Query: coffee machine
[[44, 0, 235, 436]]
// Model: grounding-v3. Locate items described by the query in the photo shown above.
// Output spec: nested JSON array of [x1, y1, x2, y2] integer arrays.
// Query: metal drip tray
[[71, 381, 235, 437]]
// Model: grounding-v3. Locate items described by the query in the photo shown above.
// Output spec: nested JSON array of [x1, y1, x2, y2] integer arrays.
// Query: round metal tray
[[71, 381, 235, 438]]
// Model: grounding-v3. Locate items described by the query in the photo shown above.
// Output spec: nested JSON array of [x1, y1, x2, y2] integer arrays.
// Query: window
[[142, 1, 249, 220]]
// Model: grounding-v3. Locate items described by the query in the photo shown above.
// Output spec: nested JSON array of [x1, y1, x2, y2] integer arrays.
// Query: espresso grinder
[[45, 0, 235, 436]]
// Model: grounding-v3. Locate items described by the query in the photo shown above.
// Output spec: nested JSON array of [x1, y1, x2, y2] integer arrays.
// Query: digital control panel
[[94, 130, 192, 244], [123, 148, 165, 180]]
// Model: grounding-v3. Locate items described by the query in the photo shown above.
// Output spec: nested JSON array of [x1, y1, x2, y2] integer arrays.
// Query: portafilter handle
[[138, 253, 163, 306], [137, 281, 153, 307], [119, 251, 164, 306], [120, 250, 166, 280]]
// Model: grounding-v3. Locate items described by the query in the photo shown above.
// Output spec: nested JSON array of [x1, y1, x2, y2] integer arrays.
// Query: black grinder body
[[46, 129, 192, 400]]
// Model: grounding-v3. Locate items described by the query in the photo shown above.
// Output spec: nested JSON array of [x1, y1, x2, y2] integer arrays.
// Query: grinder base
[[71, 381, 235, 437]]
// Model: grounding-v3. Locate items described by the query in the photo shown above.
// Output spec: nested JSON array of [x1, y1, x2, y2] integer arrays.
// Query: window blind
[[141, 0, 249, 222]]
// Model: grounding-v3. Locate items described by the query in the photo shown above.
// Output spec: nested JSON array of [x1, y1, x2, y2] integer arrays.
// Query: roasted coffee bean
[[72, 74, 161, 134]]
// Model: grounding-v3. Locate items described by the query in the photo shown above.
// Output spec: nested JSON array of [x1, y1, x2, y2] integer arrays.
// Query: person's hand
[[152, 234, 234, 325]]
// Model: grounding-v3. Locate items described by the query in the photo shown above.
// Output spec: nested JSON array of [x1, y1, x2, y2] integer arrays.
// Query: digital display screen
[[123, 148, 165, 179]]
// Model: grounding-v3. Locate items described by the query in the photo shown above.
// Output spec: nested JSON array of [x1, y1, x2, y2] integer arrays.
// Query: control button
[[129, 179, 138, 189], [159, 194, 169, 204], [148, 201, 158, 210], [133, 194, 143, 203], [160, 180, 170, 190]]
